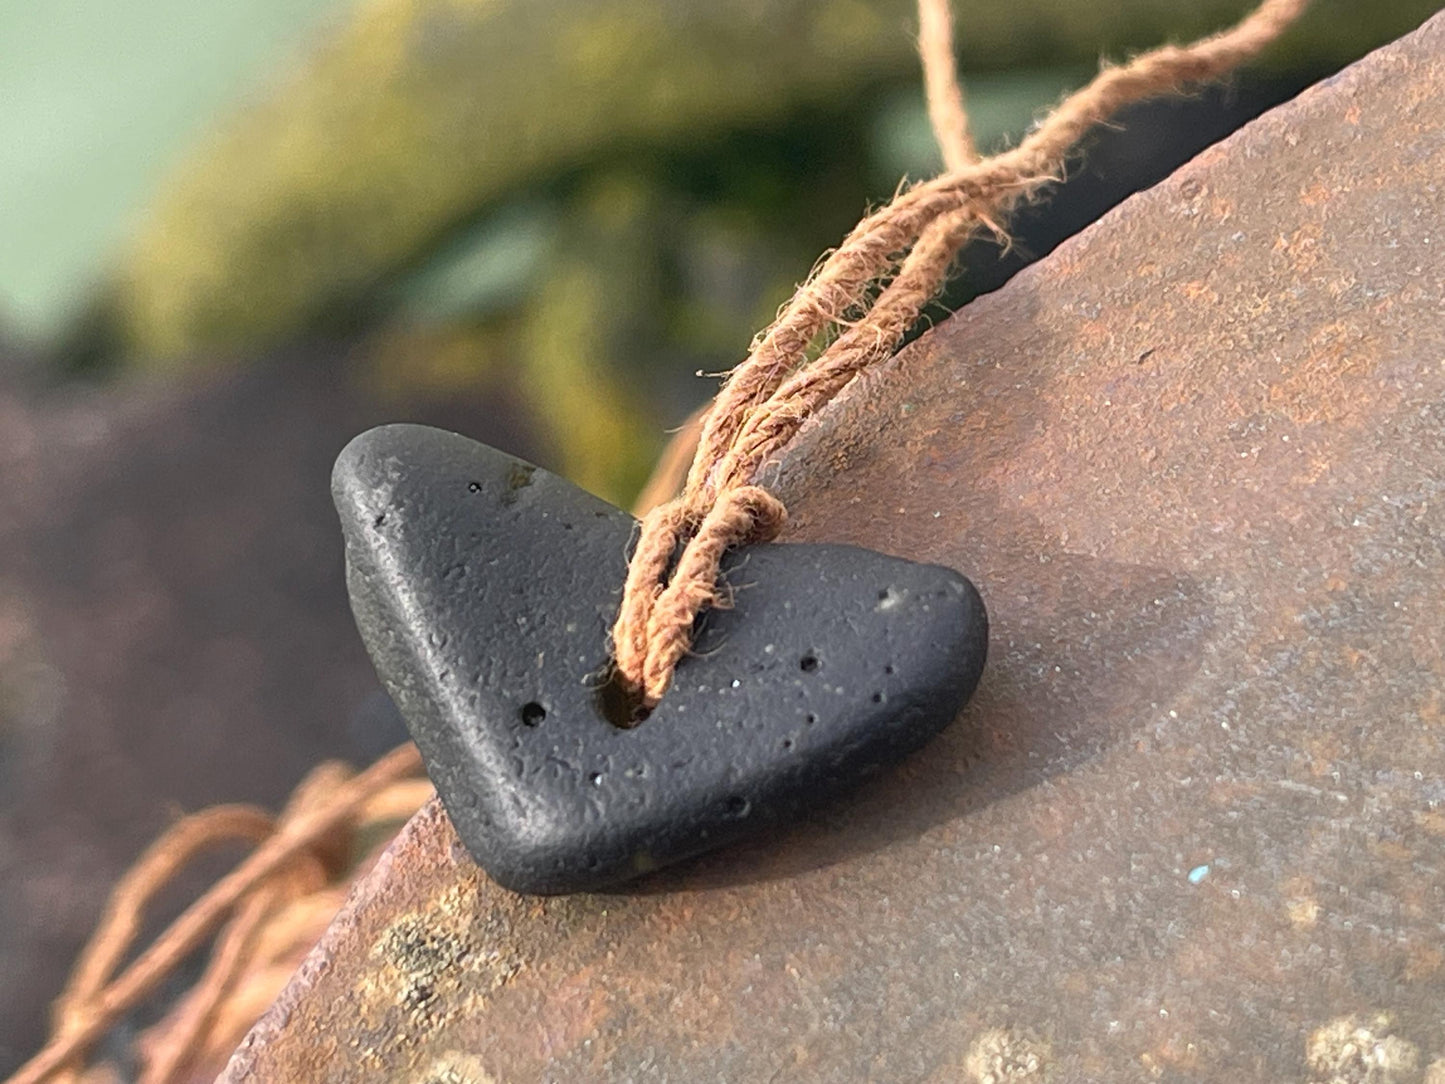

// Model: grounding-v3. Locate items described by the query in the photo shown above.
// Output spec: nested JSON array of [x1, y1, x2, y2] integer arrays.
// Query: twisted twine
[[614, 0, 1310, 707], [7, 744, 429, 1084]]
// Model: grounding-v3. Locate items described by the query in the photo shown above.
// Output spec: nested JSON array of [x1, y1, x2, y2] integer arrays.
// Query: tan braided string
[[613, 0, 1310, 709], [6, 744, 428, 1084]]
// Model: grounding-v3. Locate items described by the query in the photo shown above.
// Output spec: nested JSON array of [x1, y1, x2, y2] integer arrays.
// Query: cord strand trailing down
[[6, 743, 428, 1084], [611, 0, 1310, 708]]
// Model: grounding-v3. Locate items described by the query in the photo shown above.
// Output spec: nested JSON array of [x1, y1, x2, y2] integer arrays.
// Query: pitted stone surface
[[334, 424, 986, 893]]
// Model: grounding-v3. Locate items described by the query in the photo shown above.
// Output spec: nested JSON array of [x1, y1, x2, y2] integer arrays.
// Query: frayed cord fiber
[[612, 0, 1311, 708]]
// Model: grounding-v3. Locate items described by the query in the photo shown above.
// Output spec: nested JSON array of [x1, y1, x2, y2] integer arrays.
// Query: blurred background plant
[[0, 0, 1438, 1077], [4, 0, 1433, 502]]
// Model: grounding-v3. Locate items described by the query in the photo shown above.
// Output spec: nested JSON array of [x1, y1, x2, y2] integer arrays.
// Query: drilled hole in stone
[[884, 664, 896, 675], [871, 691, 884, 704], [726, 796, 750, 817], [595, 668, 652, 729], [799, 653, 819, 673], [520, 701, 546, 727], [467, 481, 482, 493], [805, 713, 817, 725]]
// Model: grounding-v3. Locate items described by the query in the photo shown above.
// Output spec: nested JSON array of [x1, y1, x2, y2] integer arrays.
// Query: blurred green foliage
[[2, 0, 1439, 503]]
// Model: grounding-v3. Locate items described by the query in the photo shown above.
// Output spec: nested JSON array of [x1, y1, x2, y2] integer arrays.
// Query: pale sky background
[[0, 0, 349, 342]]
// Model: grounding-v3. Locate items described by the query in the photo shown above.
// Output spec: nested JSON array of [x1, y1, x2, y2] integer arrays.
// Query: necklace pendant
[[334, 424, 987, 894]]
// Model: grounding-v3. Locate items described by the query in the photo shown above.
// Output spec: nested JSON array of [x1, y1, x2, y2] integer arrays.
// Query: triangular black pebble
[[334, 424, 987, 894]]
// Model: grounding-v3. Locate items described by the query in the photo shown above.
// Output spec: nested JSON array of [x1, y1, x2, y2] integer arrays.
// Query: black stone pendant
[[333, 424, 987, 894]]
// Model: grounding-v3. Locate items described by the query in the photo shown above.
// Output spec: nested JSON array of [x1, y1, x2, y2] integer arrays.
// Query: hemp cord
[[7, 743, 427, 1084], [612, 0, 1311, 708], [917, 0, 978, 172]]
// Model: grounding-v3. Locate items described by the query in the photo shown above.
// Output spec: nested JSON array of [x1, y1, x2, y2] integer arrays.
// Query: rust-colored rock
[[226, 13, 1445, 1082]]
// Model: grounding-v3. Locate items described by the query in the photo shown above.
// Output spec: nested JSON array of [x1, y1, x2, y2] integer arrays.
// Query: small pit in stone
[[799, 653, 819, 673], [520, 702, 546, 727], [595, 667, 653, 729], [726, 796, 750, 817]]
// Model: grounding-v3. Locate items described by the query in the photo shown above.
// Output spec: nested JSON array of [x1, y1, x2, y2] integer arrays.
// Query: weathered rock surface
[[335, 424, 986, 893], [225, 12, 1445, 1082]]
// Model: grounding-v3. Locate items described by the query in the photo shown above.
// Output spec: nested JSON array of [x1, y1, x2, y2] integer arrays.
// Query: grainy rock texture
[[225, 13, 1445, 1082], [334, 424, 985, 893]]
